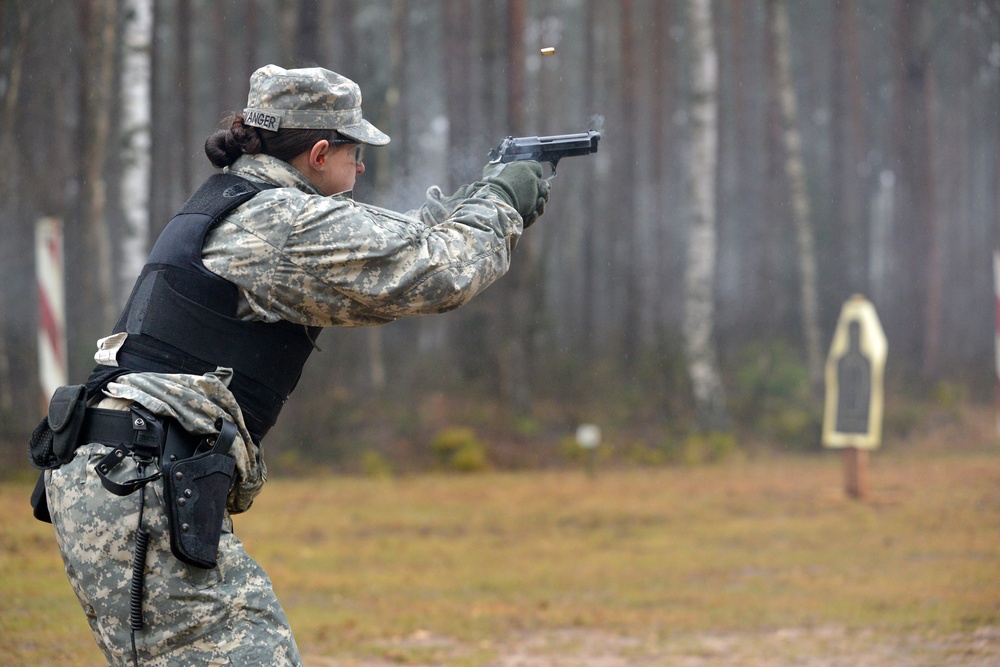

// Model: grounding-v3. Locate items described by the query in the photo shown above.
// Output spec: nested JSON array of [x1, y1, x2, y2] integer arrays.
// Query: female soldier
[[38, 65, 549, 666]]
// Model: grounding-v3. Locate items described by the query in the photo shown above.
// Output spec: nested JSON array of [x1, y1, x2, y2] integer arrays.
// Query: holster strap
[[92, 405, 170, 497], [95, 446, 162, 496]]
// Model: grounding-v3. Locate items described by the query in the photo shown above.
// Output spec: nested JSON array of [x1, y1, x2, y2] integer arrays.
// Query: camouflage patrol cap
[[243, 64, 390, 146]]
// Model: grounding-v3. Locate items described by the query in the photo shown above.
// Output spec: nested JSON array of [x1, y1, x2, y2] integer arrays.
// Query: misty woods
[[1, 0, 996, 464]]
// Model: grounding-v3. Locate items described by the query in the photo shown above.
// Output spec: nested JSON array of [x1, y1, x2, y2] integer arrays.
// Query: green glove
[[482, 161, 551, 228]]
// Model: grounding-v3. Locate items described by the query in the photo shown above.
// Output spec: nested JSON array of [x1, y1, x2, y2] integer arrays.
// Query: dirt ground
[[302, 625, 1000, 666]]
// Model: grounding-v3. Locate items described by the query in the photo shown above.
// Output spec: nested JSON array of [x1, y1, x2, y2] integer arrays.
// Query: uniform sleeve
[[202, 185, 523, 327]]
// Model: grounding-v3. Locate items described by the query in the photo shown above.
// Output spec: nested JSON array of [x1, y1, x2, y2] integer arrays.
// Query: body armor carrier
[[86, 174, 321, 443]]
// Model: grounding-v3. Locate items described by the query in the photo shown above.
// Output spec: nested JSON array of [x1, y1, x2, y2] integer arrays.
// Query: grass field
[[2, 408, 999, 665]]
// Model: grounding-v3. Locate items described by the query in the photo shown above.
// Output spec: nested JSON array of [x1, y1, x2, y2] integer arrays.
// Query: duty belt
[[90, 406, 200, 497]]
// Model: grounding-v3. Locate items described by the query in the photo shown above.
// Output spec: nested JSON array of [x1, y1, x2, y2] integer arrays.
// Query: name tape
[[244, 109, 281, 131]]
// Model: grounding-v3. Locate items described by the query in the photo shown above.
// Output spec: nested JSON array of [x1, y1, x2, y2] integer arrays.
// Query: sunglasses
[[332, 139, 365, 164]]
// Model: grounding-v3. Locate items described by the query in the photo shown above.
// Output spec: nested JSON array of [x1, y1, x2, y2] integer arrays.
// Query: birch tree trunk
[[684, 0, 729, 432], [768, 0, 824, 396], [119, 0, 153, 303]]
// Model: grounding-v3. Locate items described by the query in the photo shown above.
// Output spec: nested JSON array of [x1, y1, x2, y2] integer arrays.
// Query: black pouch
[[48, 385, 88, 465], [28, 385, 88, 523], [162, 418, 237, 569], [28, 385, 87, 470]]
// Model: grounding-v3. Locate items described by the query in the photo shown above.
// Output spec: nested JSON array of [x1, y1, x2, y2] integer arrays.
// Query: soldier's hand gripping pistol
[[488, 130, 602, 178]]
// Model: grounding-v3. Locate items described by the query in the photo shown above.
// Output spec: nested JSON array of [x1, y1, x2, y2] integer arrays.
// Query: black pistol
[[488, 130, 602, 177]]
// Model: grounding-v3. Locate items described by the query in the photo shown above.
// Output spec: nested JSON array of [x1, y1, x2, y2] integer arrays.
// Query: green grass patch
[[2, 446, 999, 664]]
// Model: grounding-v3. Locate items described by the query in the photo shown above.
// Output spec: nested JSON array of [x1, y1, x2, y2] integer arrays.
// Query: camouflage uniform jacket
[[98, 153, 523, 512]]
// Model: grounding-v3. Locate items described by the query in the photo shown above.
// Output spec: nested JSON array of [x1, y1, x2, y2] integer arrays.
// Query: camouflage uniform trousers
[[46, 443, 303, 666]]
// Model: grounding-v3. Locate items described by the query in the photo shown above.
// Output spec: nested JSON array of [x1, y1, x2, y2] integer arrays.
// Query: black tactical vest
[[86, 174, 321, 442]]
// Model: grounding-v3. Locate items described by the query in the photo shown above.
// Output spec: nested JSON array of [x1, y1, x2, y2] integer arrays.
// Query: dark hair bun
[[204, 115, 263, 168]]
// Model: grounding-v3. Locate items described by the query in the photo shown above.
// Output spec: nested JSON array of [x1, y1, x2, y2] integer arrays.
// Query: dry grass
[[2, 407, 999, 665]]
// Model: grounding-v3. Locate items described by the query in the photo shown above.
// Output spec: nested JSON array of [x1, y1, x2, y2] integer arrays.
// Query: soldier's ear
[[309, 140, 330, 169]]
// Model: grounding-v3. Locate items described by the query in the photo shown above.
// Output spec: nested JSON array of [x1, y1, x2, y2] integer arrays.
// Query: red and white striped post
[[995, 251, 1000, 440], [36, 217, 67, 408]]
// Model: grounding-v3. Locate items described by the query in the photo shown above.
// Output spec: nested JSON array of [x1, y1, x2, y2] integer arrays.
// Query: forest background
[[0, 0, 998, 473]]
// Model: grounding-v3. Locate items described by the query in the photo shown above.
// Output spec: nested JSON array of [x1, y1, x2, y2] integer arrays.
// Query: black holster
[[161, 418, 237, 569]]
